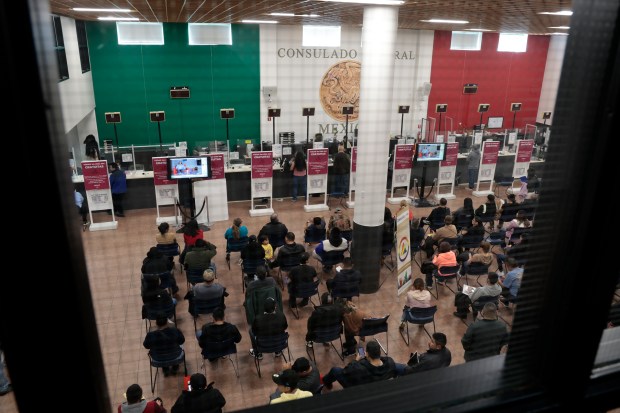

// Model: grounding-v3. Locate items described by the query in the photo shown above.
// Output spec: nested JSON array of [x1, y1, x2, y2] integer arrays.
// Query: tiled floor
[[1, 187, 516, 412]]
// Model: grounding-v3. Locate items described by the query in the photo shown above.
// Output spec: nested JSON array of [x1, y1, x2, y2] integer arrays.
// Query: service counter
[[72, 152, 544, 210]]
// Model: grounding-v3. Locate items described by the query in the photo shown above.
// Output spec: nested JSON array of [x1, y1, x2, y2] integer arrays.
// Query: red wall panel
[[427, 31, 549, 132]]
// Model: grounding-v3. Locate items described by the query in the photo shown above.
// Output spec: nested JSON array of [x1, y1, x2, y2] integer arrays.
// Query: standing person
[[83, 134, 100, 160], [109, 162, 127, 217], [333, 144, 351, 195], [259, 235, 274, 263], [290, 151, 307, 202], [467, 144, 481, 190], [170, 373, 226, 413], [118, 383, 165, 413], [74, 189, 89, 226]]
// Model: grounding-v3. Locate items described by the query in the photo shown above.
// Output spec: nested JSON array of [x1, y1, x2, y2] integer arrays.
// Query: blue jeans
[[335, 174, 349, 195], [496, 254, 506, 271], [323, 366, 351, 388], [468, 168, 478, 189], [292, 175, 307, 200]]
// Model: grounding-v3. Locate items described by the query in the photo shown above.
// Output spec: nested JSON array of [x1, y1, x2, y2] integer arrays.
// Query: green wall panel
[[86, 22, 260, 151]]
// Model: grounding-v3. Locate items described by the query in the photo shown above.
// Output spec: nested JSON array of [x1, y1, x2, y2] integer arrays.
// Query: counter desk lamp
[[436, 103, 447, 134], [398, 105, 410, 138], [511, 103, 522, 129], [220, 108, 235, 164], [303, 107, 315, 146], [342, 105, 354, 147], [105, 112, 122, 160], [149, 111, 166, 154], [268, 108, 281, 150]]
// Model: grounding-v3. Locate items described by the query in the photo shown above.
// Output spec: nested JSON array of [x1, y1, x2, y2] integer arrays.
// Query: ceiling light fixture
[[548, 26, 570, 29], [465, 28, 492, 32], [548, 32, 569, 36], [98, 16, 139, 21], [270, 13, 295, 17], [539, 10, 573, 16], [74, 7, 135, 12], [421, 19, 469, 24], [241, 19, 279, 24], [316, 0, 404, 5]]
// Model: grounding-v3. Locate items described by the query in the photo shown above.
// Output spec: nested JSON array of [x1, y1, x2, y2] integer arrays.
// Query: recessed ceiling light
[[98, 16, 139, 21], [464, 28, 492, 32], [548, 26, 570, 29], [539, 10, 573, 16], [548, 32, 569, 36], [421, 19, 469, 24], [316, 0, 404, 5], [74, 7, 135, 12], [241, 19, 279, 24]]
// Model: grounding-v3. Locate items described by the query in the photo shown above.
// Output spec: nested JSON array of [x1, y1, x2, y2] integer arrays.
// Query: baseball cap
[[272, 369, 298, 388]]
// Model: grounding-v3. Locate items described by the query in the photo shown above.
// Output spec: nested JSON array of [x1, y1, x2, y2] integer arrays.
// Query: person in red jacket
[[118, 384, 166, 413]]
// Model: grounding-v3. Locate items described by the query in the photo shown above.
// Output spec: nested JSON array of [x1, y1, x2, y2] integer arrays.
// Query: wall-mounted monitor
[[414, 143, 446, 162], [167, 156, 211, 179], [463, 83, 478, 94], [487, 116, 504, 129]]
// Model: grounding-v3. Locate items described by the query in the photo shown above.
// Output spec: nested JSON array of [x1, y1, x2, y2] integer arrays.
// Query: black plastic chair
[[431, 264, 460, 298], [277, 253, 303, 290], [241, 258, 266, 292], [400, 305, 437, 344], [185, 267, 206, 290], [358, 314, 390, 356], [472, 295, 500, 320], [148, 349, 187, 393], [460, 233, 484, 252], [330, 278, 361, 302], [253, 332, 291, 378], [157, 243, 180, 270], [226, 236, 249, 269], [316, 250, 346, 274], [288, 280, 320, 319], [381, 242, 395, 272], [192, 296, 225, 331], [340, 230, 353, 242], [307, 321, 344, 362], [304, 227, 327, 244], [201, 337, 239, 378], [143, 301, 176, 333]]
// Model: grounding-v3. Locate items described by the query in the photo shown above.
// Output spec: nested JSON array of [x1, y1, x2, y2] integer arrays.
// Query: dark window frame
[[52, 15, 69, 81], [75, 20, 91, 73]]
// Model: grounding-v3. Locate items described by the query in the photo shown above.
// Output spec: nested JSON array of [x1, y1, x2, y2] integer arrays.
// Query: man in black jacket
[[288, 252, 318, 308], [271, 232, 305, 270], [305, 292, 344, 347], [171, 373, 226, 413], [259, 213, 289, 249], [326, 257, 361, 300], [332, 144, 351, 195], [197, 307, 242, 362], [249, 298, 288, 359], [403, 332, 451, 374], [322, 341, 398, 389]]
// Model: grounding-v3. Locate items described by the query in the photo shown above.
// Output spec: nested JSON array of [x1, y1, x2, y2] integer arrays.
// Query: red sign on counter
[[351, 147, 357, 173], [307, 148, 329, 175], [82, 161, 110, 191], [441, 143, 459, 167], [152, 157, 175, 185], [516, 139, 534, 163], [251, 151, 273, 179], [394, 144, 415, 170], [481, 141, 501, 165], [208, 153, 225, 180]]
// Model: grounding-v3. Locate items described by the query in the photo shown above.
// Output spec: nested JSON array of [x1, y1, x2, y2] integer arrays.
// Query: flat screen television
[[167, 156, 211, 179], [415, 143, 446, 162]]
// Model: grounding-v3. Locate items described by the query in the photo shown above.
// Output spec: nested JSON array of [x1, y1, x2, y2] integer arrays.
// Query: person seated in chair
[[339, 299, 370, 357], [503, 210, 532, 246], [475, 194, 498, 226], [498, 258, 522, 305], [288, 253, 318, 308], [197, 307, 241, 362], [246, 265, 276, 297], [142, 247, 178, 295], [241, 235, 265, 261], [399, 278, 435, 329], [496, 232, 530, 274], [327, 207, 352, 235], [428, 241, 458, 288], [313, 227, 348, 271], [423, 216, 458, 258], [271, 232, 306, 270], [497, 193, 519, 229], [143, 316, 185, 377], [326, 257, 361, 300], [452, 197, 475, 232], [403, 332, 452, 374], [457, 216, 485, 253], [258, 213, 289, 249], [305, 216, 326, 243], [305, 292, 344, 348], [269, 369, 313, 404], [187, 269, 227, 316], [453, 272, 502, 318], [458, 240, 493, 275], [461, 303, 509, 362], [322, 341, 398, 389], [118, 384, 165, 413], [170, 373, 226, 413], [270, 357, 321, 400], [421, 197, 450, 230], [249, 298, 288, 359], [184, 238, 217, 276], [141, 276, 176, 319]]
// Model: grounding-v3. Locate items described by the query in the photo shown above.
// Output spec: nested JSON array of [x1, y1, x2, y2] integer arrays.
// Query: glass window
[[188, 23, 232, 45], [450, 31, 482, 50], [498, 33, 528, 52], [116, 22, 164, 45], [52, 15, 69, 81], [75, 20, 90, 73]]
